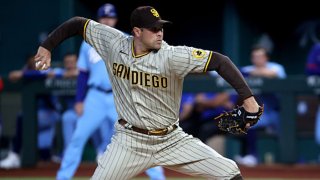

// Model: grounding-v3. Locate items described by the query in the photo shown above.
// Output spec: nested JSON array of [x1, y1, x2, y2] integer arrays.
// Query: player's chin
[[153, 43, 162, 50]]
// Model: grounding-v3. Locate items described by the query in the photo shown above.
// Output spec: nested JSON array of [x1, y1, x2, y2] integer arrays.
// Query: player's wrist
[[242, 96, 259, 113]]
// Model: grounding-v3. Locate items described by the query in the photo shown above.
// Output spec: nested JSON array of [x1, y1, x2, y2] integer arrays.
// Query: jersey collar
[[131, 40, 150, 58]]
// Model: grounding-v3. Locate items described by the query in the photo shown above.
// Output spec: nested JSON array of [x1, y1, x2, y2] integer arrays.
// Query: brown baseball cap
[[130, 6, 171, 28]]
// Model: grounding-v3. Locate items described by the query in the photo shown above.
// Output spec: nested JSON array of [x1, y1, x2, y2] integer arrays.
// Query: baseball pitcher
[[34, 6, 263, 180]]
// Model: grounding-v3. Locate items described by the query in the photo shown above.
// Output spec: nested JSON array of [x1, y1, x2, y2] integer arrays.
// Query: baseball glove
[[214, 105, 264, 135]]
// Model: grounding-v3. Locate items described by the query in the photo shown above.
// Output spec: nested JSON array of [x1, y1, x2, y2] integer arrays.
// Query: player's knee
[[209, 157, 240, 179], [224, 159, 241, 178]]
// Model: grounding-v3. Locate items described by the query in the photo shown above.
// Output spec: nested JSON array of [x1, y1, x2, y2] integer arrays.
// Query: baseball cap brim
[[143, 19, 172, 28]]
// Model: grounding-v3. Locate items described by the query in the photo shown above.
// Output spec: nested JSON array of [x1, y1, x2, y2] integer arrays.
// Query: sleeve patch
[[192, 49, 207, 59]]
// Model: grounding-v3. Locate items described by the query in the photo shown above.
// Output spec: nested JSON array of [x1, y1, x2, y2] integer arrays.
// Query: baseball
[[35, 61, 46, 70]]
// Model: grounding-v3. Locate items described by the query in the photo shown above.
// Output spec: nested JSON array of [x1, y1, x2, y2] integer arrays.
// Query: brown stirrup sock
[[231, 174, 243, 180]]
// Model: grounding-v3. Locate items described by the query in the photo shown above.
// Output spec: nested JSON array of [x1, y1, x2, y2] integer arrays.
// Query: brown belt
[[118, 119, 177, 136]]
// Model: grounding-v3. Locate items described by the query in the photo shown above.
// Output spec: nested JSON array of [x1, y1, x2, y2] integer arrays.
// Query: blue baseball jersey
[[77, 41, 112, 90], [306, 43, 320, 75]]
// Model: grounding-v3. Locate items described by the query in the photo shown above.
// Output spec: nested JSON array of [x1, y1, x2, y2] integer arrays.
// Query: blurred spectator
[[0, 54, 77, 169], [50, 53, 79, 162], [241, 46, 286, 79], [236, 45, 286, 166], [242, 46, 286, 131], [53, 53, 79, 78], [305, 43, 320, 160]]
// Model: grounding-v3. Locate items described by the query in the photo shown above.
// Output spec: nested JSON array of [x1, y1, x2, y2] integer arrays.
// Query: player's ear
[[132, 27, 142, 37]]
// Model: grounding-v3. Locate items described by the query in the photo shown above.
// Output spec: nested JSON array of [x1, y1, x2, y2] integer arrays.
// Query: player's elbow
[[207, 52, 232, 71]]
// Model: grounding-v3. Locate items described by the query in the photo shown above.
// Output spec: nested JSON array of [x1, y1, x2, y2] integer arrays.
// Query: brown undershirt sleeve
[[41, 16, 89, 51], [206, 52, 253, 101]]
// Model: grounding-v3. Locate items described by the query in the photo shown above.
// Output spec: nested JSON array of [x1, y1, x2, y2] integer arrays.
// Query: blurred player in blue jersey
[[56, 3, 165, 180]]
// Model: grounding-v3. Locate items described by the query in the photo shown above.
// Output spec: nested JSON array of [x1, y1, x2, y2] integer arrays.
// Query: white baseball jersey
[[84, 19, 240, 180], [84, 20, 213, 130]]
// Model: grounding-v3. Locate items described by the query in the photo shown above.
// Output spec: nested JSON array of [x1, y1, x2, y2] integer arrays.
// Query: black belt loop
[[89, 85, 112, 94]]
